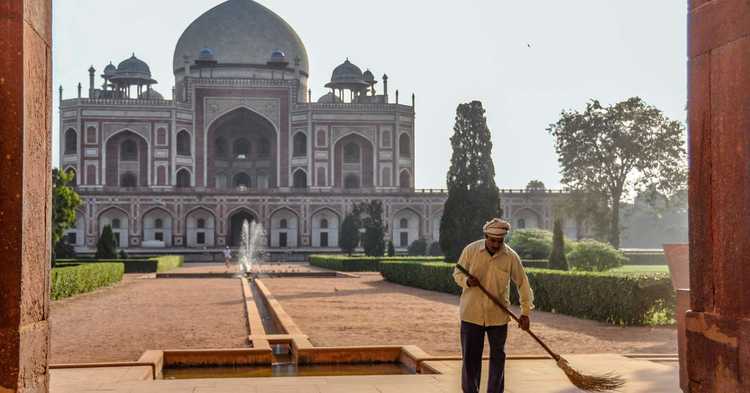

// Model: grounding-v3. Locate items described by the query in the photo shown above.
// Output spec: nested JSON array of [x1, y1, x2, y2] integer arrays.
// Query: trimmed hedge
[[51, 263, 124, 300], [379, 261, 461, 295], [154, 255, 184, 272], [623, 252, 666, 265], [510, 269, 674, 325], [309, 255, 443, 272], [378, 261, 674, 326], [56, 255, 184, 273], [522, 259, 549, 269]]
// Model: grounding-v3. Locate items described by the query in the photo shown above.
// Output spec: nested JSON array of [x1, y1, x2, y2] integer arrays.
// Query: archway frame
[[331, 132, 376, 189], [205, 105, 281, 188], [101, 128, 151, 187]]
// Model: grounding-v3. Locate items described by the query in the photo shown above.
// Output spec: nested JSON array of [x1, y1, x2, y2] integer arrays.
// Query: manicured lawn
[[609, 265, 669, 274]]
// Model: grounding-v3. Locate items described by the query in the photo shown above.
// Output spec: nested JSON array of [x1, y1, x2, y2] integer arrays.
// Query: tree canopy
[[52, 168, 82, 261], [547, 97, 687, 248], [339, 213, 360, 255], [355, 200, 386, 257]]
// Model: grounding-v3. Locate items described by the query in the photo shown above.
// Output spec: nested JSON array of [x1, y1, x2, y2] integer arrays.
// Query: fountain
[[238, 220, 266, 277]]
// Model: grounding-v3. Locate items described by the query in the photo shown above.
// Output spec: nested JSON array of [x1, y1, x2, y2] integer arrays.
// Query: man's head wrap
[[483, 218, 511, 238]]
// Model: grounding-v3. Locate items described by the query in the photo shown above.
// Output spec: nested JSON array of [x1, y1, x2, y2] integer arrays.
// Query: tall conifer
[[440, 101, 501, 262], [548, 218, 569, 270]]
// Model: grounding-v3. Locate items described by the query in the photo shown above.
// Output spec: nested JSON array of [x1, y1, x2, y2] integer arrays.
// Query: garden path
[[263, 273, 677, 356]]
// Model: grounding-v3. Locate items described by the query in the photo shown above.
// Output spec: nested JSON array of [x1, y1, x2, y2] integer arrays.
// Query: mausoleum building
[[58, 0, 577, 253]]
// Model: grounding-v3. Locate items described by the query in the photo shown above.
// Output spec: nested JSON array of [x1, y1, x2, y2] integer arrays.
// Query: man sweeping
[[453, 218, 534, 393]]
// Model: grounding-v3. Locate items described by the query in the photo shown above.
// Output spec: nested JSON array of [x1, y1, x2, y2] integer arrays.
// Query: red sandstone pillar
[[0, 0, 53, 392], [687, 1, 750, 392]]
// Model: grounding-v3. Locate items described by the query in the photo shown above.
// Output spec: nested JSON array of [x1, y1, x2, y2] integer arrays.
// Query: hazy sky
[[52, 0, 687, 190]]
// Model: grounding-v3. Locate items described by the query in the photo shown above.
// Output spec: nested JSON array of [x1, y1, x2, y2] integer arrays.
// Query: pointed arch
[[392, 207, 422, 249], [142, 207, 174, 247], [293, 131, 307, 157], [311, 207, 341, 248], [104, 129, 149, 187], [185, 207, 216, 247], [226, 207, 260, 247], [292, 168, 308, 188], [206, 107, 279, 188], [176, 168, 192, 188], [399, 169, 412, 189], [64, 128, 78, 154], [97, 206, 130, 248], [270, 207, 299, 248], [399, 133, 411, 158], [176, 129, 191, 156]]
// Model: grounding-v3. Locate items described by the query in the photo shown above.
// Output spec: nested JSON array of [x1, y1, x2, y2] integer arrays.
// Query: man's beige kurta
[[453, 239, 534, 326]]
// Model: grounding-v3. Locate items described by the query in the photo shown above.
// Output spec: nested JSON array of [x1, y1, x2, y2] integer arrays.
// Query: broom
[[455, 264, 625, 392]]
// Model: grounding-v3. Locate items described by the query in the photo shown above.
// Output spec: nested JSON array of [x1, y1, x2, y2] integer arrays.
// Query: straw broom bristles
[[557, 357, 626, 392], [454, 264, 626, 392]]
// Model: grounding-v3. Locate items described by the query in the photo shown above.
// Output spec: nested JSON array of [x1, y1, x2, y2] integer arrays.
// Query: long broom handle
[[455, 264, 560, 361]]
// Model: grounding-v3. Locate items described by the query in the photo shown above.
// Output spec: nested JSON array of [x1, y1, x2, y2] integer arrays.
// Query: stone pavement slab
[[51, 354, 680, 393]]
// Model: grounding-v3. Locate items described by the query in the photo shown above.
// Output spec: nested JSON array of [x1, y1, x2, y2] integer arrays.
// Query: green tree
[[553, 188, 610, 241], [339, 213, 360, 255], [440, 101, 502, 262], [355, 200, 385, 257], [96, 225, 118, 259], [526, 180, 546, 192], [387, 241, 396, 257], [548, 218, 569, 270], [407, 238, 428, 256], [428, 241, 443, 256], [52, 168, 82, 263], [548, 97, 687, 248]]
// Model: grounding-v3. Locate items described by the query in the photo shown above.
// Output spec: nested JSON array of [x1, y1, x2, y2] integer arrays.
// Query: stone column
[[687, 1, 750, 392], [0, 0, 53, 392]]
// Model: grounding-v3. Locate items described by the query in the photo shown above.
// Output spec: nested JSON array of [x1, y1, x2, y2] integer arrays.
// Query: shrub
[[119, 249, 128, 259], [407, 239, 428, 256], [51, 263, 124, 300], [54, 239, 76, 260], [428, 241, 443, 256], [96, 225, 117, 259], [387, 241, 396, 257], [567, 239, 627, 271], [508, 229, 553, 259]]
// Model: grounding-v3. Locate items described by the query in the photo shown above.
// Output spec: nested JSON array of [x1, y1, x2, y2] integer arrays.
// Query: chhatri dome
[[173, 0, 309, 74]]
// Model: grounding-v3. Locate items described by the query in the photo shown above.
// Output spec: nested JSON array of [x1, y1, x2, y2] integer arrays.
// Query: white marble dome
[[173, 0, 309, 74]]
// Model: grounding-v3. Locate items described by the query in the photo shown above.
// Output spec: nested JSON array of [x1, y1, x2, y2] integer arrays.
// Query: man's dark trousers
[[460, 320, 508, 393]]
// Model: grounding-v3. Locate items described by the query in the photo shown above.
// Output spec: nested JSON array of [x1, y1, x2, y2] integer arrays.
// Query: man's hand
[[519, 315, 530, 331], [466, 276, 480, 287]]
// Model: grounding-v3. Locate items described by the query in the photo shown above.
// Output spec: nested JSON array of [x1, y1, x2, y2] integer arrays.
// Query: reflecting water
[[163, 362, 413, 379]]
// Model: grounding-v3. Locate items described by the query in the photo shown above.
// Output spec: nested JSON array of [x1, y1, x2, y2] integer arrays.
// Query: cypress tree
[[358, 200, 385, 257], [387, 241, 396, 257], [339, 213, 360, 255], [548, 218, 569, 270], [440, 101, 502, 262], [96, 225, 118, 259]]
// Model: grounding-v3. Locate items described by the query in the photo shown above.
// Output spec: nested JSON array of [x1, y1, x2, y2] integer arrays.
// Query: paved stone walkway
[[50, 355, 680, 393]]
